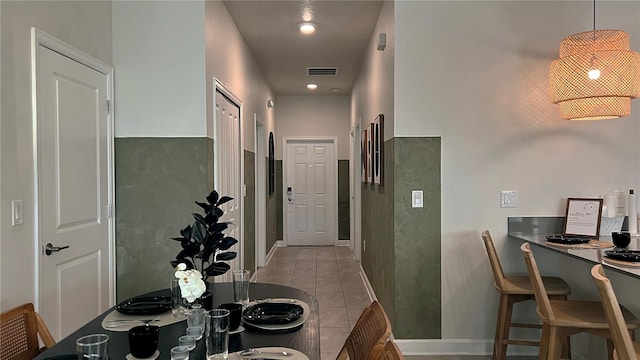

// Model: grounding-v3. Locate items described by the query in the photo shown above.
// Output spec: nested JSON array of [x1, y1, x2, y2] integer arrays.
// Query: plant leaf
[[218, 236, 238, 250], [216, 196, 233, 206], [215, 251, 236, 261], [206, 190, 219, 205], [180, 225, 192, 239], [204, 262, 230, 277], [171, 258, 195, 270], [204, 213, 219, 225], [195, 201, 212, 212], [209, 222, 228, 235], [212, 207, 224, 218], [192, 221, 206, 243]]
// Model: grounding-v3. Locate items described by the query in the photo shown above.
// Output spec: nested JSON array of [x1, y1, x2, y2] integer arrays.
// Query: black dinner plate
[[604, 249, 640, 262], [242, 302, 304, 325], [545, 235, 591, 244], [116, 296, 171, 315]]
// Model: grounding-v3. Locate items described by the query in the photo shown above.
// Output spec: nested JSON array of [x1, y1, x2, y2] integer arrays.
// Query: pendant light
[[549, 0, 640, 120]]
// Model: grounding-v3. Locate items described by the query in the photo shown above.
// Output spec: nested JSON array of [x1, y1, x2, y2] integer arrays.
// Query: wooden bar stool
[[521, 243, 640, 360], [592, 264, 640, 360], [482, 231, 572, 360]]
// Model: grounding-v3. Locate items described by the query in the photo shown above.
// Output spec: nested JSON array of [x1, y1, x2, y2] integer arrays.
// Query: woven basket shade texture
[[549, 30, 640, 120]]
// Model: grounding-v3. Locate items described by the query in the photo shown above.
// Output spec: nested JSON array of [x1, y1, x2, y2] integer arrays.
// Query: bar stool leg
[[539, 324, 550, 360], [493, 294, 512, 360]]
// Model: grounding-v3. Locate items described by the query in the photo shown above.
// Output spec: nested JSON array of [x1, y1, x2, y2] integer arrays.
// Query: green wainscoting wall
[[275, 160, 283, 243], [338, 160, 350, 240], [362, 137, 442, 339], [266, 157, 279, 254], [244, 151, 256, 274], [115, 137, 212, 302]]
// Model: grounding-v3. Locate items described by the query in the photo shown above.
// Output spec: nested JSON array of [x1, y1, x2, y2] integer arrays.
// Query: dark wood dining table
[[34, 282, 320, 360]]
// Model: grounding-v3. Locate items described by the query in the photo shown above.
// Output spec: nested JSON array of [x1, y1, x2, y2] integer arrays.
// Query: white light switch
[[500, 190, 518, 208], [12, 200, 23, 226], [412, 191, 423, 208]]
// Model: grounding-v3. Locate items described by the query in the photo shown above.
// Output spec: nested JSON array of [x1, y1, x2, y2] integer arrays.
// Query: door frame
[[282, 137, 339, 246], [213, 78, 244, 270], [31, 27, 116, 310], [350, 124, 362, 261], [254, 115, 266, 268]]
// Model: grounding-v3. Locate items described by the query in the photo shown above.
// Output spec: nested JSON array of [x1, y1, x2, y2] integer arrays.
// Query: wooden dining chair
[[592, 264, 640, 360], [370, 340, 404, 360], [482, 230, 572, 360], [336, 300, 392, 360], [1, 303, 56, 360], [521, 243, 640, 360]]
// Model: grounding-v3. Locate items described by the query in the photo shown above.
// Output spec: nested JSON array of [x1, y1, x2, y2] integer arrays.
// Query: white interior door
[[34, 30, 114, 340], [285, 139, 337, 246], [214, 87, 242, 282]]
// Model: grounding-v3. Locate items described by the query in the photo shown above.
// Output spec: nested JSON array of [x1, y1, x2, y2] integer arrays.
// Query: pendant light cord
[[593, 0, 596, 34]]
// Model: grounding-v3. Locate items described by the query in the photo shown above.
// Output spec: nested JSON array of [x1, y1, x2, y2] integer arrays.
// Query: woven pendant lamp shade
[[549, 30, 640, 120]]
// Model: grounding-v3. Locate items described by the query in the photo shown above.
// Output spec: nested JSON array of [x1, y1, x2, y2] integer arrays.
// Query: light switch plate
[[412, 190, 423, 208], [12, 200, 23, 226], [500, 190, 518, 208]]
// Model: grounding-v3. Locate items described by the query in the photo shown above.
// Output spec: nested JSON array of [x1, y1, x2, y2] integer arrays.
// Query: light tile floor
[[255, 246, 535, 360]]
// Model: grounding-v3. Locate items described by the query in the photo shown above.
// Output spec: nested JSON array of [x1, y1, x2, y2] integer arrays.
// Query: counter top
[[508, 216, 640, 279]]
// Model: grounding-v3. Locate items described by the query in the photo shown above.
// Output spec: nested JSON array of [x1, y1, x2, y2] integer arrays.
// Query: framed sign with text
[[563, 197, 604, 237]]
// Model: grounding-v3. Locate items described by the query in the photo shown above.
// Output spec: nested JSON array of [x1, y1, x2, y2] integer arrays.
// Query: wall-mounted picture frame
[[268, 132, 275, 194], [563, 197, 604, 237], [361, 128, 368, 183], [373, 114, 384, 185], [367, 123, 374, 183]]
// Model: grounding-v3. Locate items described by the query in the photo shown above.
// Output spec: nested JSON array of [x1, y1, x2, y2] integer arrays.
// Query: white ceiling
[[222, 0, 384, 96]]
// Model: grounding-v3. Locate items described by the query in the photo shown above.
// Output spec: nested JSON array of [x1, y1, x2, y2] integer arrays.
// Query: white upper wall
[[112, 1, 206, 137], [395, 0, 640, 347], [275, 95, 351, 160], [352, 0, 394, 140], [0, 0, 112, 312], [205, 1, 276, 153]]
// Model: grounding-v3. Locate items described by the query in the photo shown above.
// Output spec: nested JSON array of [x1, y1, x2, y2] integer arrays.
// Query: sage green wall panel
[[276, 160, 283, 241], [361, 139, 395, 326], [244, 151, 256, 274], [115, 137, 211, 302], [338, 160, 350, 240], [393, 137, 441, 339], [266, 157, 278, 254]]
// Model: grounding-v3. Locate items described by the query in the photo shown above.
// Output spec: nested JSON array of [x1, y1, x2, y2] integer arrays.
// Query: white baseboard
[[336, 240, 350, 247], [264, 240, 284, 266], [358, 262, 377, 303]]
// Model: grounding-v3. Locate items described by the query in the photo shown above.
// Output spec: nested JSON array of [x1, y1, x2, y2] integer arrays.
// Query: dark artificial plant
[[170, 190, 238, 282]]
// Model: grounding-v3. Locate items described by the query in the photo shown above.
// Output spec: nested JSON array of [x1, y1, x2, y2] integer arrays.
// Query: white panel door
[[214, 90, 242, 282], [36, 43, 112, 340], [285, 140, 336, 246]]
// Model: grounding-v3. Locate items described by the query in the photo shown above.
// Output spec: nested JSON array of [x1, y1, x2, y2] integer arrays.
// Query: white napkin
[[101, 310, 184, 331]]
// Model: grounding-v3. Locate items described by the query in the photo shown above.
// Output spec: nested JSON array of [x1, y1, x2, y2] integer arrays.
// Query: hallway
[[256, 246, 372, 360], [256, 246, 536, 360]]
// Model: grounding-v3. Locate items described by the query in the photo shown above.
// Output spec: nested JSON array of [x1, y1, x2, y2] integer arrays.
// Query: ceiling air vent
[[307, 67, 339, 76]]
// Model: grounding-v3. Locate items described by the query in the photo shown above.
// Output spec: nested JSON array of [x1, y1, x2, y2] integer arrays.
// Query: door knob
[[45, 243, 70, 256]]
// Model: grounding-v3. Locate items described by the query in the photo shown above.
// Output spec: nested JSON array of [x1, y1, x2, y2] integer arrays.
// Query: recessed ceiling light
[[330, 88, 340, 93], [299, 23, 316, 35], [307, 83, 318, 90]]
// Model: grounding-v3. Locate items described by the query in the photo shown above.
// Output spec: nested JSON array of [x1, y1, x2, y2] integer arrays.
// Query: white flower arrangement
[[174, 263, 207, 303]]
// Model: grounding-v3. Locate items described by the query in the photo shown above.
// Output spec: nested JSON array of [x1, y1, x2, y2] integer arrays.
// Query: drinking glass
[[171, 278, 186, 318], [76, 333, 109, 360], [171, 345, 190, 360], [205, 309, 230, 360], [179, 335, 196, 351], [233, 269, 250, 306], [187, 326, 203, 340], [187, 304, 206, 335]]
